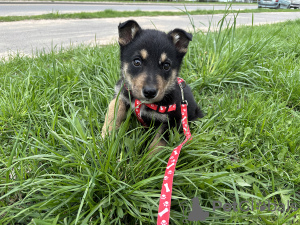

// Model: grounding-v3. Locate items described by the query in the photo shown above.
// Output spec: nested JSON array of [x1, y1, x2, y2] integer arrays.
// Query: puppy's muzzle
[[143, 86, 158, 99]]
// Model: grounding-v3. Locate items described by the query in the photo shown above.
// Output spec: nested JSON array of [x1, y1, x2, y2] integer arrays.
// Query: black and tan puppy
[[102, 20, 203, 151]]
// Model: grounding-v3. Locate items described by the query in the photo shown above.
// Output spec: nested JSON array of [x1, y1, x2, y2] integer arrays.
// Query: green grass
[[1, 14, 300, 224], [0, 8, 298, 22]]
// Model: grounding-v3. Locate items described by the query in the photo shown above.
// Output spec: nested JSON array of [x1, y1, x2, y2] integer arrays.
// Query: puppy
[[102, 20, 203, 152]]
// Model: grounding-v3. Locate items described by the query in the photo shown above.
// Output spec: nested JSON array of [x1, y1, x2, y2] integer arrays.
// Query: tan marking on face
[[123, 62, 148, 100], [122, 62, 128, 76], [160, 52, 167, 63], [122, 63, 133, 89], [165, 69, 178, 92], [140, 49, 148, 60], [102, 98, 127, 138], [156, 75, 167, 101], [154, 70, 178, 101], [170, 69, 178, 84], [132, 73, 147, 99]]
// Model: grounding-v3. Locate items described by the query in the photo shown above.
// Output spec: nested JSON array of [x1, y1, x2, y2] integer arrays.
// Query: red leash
[[156, 102, 191, 225], [133, 78, 192, 225]]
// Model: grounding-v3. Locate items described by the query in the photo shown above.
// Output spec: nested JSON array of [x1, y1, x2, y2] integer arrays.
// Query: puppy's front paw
[[149, 138, 167, 155], [148, 126, 167, 156], [101, 127, 108, 139]]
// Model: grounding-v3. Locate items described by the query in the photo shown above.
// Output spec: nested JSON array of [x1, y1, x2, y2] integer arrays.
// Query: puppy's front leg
[[101, 98, 127, 138]]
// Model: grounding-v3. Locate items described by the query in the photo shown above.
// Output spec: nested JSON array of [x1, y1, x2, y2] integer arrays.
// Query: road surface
[[1, 12, 299, 58], [0, 3, 258, 16]]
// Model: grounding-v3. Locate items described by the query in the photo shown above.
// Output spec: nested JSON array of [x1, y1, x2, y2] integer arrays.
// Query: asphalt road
[[1, 12, 300, 58], [0, 3, 257, 16]]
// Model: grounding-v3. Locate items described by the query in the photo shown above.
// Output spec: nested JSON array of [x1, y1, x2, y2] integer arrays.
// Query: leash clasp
[[178, 80, 188, 106], [181, 99, 188, 106]]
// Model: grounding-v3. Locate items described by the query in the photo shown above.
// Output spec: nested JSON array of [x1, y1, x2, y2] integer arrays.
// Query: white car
[[258, 0, 292, 8], [290, 0, 300, 8]]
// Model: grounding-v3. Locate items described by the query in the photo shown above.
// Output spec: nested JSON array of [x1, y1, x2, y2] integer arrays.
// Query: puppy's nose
[[143, 87, 158, 99]]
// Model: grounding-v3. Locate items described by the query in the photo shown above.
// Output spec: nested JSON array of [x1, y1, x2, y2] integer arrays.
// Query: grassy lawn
[[0, 15, 300, 224], [0, 8, 298, 22]]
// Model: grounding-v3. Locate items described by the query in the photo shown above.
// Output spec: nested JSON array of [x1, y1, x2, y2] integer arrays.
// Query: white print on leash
[[158, 208, 169, 217], [164, 183, 170, 192], [163, 201, 169, 207], [161, 220, 167, 225], [161, 194, 166, 200], [166, 163, 175, 169]]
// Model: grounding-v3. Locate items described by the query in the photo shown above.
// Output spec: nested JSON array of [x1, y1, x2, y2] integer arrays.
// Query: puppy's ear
[[168, 29, 193, 54], [118, 20, 141, 46]]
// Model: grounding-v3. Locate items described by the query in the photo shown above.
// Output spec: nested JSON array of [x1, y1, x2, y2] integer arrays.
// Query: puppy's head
[[118, 20, 192, 103]]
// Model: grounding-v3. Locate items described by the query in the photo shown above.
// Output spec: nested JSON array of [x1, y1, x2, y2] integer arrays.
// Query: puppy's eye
[[133, 58, 142, 67], [163, 63, 171, 71]]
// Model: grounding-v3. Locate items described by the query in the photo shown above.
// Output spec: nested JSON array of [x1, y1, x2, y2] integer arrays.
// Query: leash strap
[[132, 77, 191, 225], [156, 103, 191, 225]]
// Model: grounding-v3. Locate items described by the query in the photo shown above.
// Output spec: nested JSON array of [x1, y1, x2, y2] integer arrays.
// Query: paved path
[[0, 3, 257, 16], [1, 12, 300, 58]]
